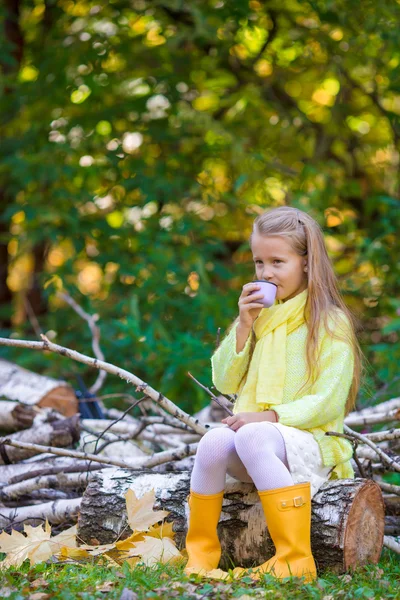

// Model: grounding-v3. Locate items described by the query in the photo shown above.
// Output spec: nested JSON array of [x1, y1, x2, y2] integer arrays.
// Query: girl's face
[[251, 232, 308, 303]]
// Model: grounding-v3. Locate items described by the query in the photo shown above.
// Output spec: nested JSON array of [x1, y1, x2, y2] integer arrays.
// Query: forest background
[[1, 0, 400, 415]]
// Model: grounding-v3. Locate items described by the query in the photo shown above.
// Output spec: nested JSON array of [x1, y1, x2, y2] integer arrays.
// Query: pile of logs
[[0, 355, 399, 572], [0, 292, 398, 573]]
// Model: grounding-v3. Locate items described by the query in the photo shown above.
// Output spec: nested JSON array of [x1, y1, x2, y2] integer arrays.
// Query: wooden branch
[[1, 471, 96, 501], [343, 425, 400, 473], [377, 481, 400, 496], [1, 457, 109, 486], [92, 395, 146, 455], [0, 336, 208, 436], [347, 398, 400, 418], [187, 372, 233, 416], [344, 408, 400, 428], [0, 436, 198, 470], [0, 437, 135, 469], [365, 429, 400, 443], [0, 497, 82, 530], [57, 291, 106, 394]]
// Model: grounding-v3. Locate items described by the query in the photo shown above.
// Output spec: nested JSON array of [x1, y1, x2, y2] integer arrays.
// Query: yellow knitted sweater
[[211, 309, 355, 480]]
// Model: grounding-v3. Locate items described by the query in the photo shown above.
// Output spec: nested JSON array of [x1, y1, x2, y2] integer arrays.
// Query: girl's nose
[[261, 270, 274, 281]]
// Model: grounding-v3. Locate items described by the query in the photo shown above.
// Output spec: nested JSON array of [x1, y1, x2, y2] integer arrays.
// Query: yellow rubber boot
[[184, 490, 224, 575], [233, 482, 317, 582]]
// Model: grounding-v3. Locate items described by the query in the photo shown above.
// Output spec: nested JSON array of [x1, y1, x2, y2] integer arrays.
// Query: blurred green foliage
[[1, 0, 400, 413]]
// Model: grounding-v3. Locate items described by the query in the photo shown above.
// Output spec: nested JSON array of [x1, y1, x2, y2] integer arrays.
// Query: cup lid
[[253, 280, 278, 287]]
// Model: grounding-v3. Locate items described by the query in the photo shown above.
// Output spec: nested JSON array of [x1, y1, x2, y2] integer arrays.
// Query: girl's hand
[[222, 411, 278, 431], [238, 283, 265, 329]]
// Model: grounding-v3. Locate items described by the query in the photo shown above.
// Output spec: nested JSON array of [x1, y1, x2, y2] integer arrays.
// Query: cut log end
[[38, 386, 78, 416], [344, 480, 385, 570]]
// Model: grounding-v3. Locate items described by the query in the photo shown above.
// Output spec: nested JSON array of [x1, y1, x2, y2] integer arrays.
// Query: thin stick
[[0, 437, 198, 470], [325, 431, 368, 478], [377, 481, 400, 496], [0, 437, 136, 469], [0, 336, 208, 436], [92, 396, 147, 455], [343, 425, 400, 473], [187, 372, 233, 416], [326, 428, 400, 474], [57, 291, 106, 394]]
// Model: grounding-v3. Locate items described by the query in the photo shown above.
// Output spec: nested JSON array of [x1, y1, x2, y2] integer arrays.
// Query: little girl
[[184, 206, 363, 581]]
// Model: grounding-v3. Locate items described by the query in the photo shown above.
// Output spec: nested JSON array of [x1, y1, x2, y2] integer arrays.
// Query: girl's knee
[[234, 422, 275, 452], [195, 426, 235, 466]]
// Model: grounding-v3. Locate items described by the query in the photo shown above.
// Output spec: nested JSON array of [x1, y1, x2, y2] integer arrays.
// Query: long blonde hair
[[238, 206, 364, 415]]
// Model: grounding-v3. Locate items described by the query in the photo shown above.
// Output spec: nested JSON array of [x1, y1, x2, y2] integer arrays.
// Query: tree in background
[[1, 0, 400, 412]]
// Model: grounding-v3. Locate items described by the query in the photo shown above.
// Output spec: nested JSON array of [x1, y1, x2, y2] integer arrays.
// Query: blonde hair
[[239, 206, 365, 415]]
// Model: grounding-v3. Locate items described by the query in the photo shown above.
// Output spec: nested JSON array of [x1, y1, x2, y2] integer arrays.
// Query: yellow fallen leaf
[[0, 521, 79, 569], [101, 554, 121, 568], [59, 546, 90, 561], [0, 522, 53, 568], [28, 593, 51, 600], [123, 556, 140, 569], [115, 532, 146, 552], [125, 535, 183, 566], [147, 521, 175, 540], [125, 488, 169, 532], [49, 525, 77, 552], [77, 542, 116, 557]]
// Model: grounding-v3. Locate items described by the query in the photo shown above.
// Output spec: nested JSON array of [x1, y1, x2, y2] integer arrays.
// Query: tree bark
[[77, 470, 385, 573]]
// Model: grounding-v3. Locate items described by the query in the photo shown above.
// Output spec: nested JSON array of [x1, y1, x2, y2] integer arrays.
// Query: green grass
[[0, 549, 398, 599]]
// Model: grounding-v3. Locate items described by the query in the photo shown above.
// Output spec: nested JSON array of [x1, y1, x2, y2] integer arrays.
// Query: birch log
[[0, 401, 37, 432], [0, 359, 78, 416], [0, 470, 97, 501], [0, 456, 109, 487], [77, 470, 385, 573], [0, 497, 82, 530], [0, 415, 80, 464]]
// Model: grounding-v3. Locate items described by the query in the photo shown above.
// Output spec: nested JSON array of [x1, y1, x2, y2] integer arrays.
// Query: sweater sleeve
[[211, 321, 252, 394], [271, 317, 354, 430]]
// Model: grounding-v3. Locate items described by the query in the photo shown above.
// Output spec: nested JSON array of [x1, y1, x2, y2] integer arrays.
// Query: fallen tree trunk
[[77, 470, 385, 574]]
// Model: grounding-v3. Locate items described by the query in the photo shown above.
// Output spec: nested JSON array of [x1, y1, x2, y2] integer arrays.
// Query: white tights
[[190, 423, 294, 495]]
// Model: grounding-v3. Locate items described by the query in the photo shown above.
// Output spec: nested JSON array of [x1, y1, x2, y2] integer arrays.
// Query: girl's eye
[[254, 260, 282, 265]]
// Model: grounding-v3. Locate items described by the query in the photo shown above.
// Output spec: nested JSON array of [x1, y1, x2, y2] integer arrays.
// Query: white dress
[[268, 422, 332, 497], [226, 422, 332, 499]]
